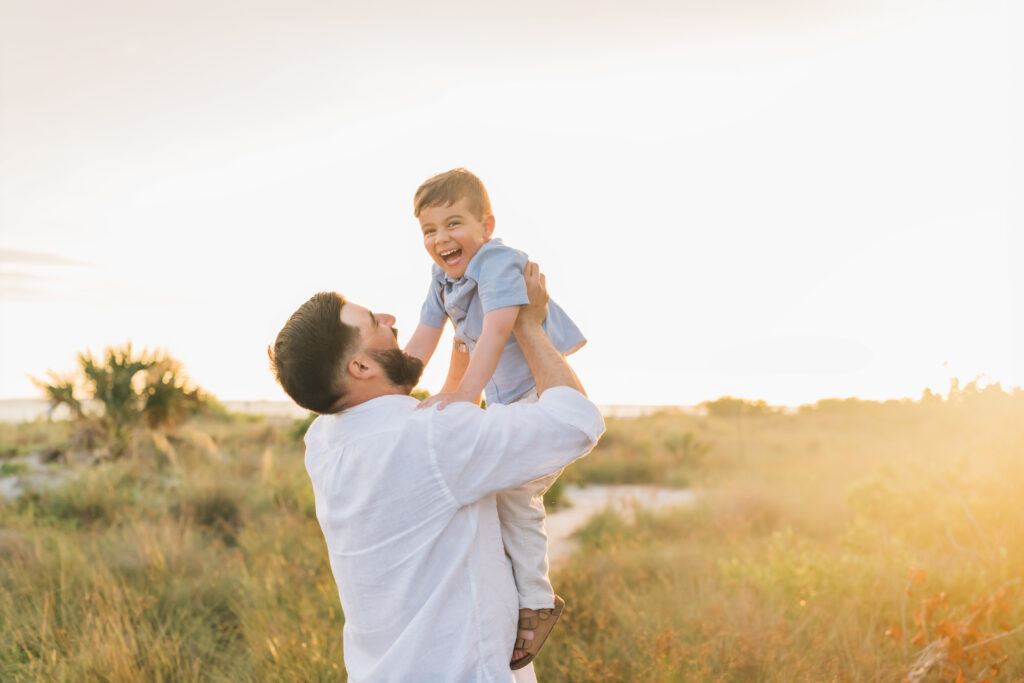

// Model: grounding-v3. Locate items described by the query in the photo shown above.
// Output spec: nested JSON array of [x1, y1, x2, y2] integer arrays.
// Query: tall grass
[[1, 386, 1022, 680], [0, 418, 342, 681], [537, 389, 1024, 682]]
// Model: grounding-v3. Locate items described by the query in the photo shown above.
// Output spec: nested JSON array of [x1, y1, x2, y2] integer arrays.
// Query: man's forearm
[[514, 323, 586, 397]]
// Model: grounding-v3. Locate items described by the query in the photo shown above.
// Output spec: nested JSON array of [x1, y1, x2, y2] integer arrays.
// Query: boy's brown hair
[[413, 168, 493, 219]]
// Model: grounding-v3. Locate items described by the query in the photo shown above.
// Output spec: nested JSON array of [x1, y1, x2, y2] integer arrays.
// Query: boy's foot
[[510, 595, 565, 670]]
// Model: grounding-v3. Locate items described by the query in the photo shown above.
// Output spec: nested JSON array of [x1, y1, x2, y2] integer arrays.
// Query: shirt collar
[[339, 393, 418, 416]]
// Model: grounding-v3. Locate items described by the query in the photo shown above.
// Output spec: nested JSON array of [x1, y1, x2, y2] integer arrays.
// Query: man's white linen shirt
[[304, 386, 604, 682]]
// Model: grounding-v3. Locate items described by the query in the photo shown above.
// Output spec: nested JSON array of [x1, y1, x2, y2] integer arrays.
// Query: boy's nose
[[379, 313, 396, 328]]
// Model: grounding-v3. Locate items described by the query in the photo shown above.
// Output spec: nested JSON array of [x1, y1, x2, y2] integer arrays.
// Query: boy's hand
[[515, 261, 549, 331], [417, 390, 480, 411]]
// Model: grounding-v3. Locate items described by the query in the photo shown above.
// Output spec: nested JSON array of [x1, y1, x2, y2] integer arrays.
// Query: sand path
[[546, 484, 697, 566]]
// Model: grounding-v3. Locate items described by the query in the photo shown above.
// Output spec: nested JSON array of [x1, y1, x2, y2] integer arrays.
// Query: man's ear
[[346, 353, 378, 380], [482, 214, 495, 239]]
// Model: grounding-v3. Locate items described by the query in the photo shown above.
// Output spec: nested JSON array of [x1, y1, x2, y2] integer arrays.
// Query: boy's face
[[418, 197, 495, 280]]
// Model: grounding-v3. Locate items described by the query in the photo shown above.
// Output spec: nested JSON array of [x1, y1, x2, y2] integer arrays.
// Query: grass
[[536, 389, 1024, 682], [0, 417, 341, 681], [1, 386, 1022, 681]]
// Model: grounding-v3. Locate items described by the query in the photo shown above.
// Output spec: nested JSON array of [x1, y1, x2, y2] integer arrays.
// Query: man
[[269, 263, 604, 682]]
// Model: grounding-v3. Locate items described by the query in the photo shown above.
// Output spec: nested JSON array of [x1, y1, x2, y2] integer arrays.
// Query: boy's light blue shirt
[[419, 239, 586, 405]]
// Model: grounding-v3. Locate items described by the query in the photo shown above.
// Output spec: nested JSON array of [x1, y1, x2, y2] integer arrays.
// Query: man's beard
[[370, 349, 425, 394]]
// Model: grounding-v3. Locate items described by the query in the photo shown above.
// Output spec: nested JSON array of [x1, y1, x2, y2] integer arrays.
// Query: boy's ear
[[346, 353, 378, 380], [483, 214, 495, 239]]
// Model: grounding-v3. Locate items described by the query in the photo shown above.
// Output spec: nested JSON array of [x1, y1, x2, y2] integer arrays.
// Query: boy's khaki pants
[[496, 388, 560, 610]]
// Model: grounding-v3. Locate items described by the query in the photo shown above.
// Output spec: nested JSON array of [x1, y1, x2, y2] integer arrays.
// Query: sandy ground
[[546, 484, 697, 566], [0, 452, 74, 502], [1, 467, 698, 567]]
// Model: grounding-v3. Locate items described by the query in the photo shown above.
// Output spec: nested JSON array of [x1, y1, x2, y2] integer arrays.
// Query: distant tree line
[[701, 378, 1023, 418]]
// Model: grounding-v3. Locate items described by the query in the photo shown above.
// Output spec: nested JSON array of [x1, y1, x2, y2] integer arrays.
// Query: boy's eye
[[423, 228, 435, 235]]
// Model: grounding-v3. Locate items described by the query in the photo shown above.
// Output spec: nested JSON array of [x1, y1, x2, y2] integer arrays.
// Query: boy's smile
[[418, 198, 495, 280]]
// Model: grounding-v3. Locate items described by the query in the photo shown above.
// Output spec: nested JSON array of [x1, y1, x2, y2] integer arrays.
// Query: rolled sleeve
[[535, 387, 604, 442], [429, 387, 605, 506], [469, 244, 529, 313]]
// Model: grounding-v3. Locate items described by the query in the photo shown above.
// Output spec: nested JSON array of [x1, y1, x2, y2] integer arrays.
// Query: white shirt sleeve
[[428, 386, 605, 506]]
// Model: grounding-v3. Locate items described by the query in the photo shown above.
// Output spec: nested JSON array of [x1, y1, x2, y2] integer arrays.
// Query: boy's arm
[[417, 306, 518, 410], [439, 338, 478, 399], [404, 322, 444, 366], [429, 262, 603, 504]]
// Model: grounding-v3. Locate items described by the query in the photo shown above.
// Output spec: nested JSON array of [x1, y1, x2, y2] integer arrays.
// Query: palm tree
[[79, 344, 152, 442], [35, 343, 211, 456], [32, 371, 83, 420]]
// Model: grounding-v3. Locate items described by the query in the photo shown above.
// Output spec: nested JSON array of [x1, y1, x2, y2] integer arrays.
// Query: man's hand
[[514, 261, 549, 333], [417, 390, 480, 411], [510, 261, 587, 397]]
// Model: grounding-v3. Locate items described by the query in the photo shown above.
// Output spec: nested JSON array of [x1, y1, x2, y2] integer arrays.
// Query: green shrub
[[0, 462, 27, 477], [288, 413, 316, 441], [544, 475, 565, 509], [31, 343, 216, 457]]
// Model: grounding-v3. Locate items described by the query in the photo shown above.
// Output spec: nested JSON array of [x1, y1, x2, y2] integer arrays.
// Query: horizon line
[[3, 380, 1020, 411]]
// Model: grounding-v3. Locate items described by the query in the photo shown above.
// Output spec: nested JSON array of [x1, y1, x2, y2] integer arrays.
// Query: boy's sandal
[[510, 595, 565, 670]]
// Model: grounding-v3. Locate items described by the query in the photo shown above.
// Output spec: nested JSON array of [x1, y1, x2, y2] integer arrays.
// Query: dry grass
[[537, 388, 1024, 681], [0, 417, 343, 681], [2, 386, 1023, 681]]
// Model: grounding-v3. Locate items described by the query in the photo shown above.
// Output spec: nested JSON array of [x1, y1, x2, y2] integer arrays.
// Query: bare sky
[[0, 0, 1019, 405]]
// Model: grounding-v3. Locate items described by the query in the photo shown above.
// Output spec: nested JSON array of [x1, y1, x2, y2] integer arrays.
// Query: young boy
[[403, 168, 586, 670]]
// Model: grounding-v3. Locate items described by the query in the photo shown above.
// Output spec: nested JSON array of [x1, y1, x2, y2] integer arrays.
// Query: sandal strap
[[510, 596, 566, 670], [518, 606, 556, 631]]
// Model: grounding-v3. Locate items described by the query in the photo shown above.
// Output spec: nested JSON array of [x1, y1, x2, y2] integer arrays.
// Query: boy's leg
[[498, 387, 558, 610], [496, 470, 560, 609], [500, 388, 566, 668]]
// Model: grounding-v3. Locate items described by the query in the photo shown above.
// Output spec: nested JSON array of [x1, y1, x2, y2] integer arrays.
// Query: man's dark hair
[[269, 292, 359, 414]]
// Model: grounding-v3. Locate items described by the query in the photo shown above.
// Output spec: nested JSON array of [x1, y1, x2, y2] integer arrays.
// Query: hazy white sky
[[1, 0, 1020, 406]]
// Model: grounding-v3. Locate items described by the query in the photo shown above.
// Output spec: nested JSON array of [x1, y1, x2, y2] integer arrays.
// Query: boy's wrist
[[456, 380, 485, 399]]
